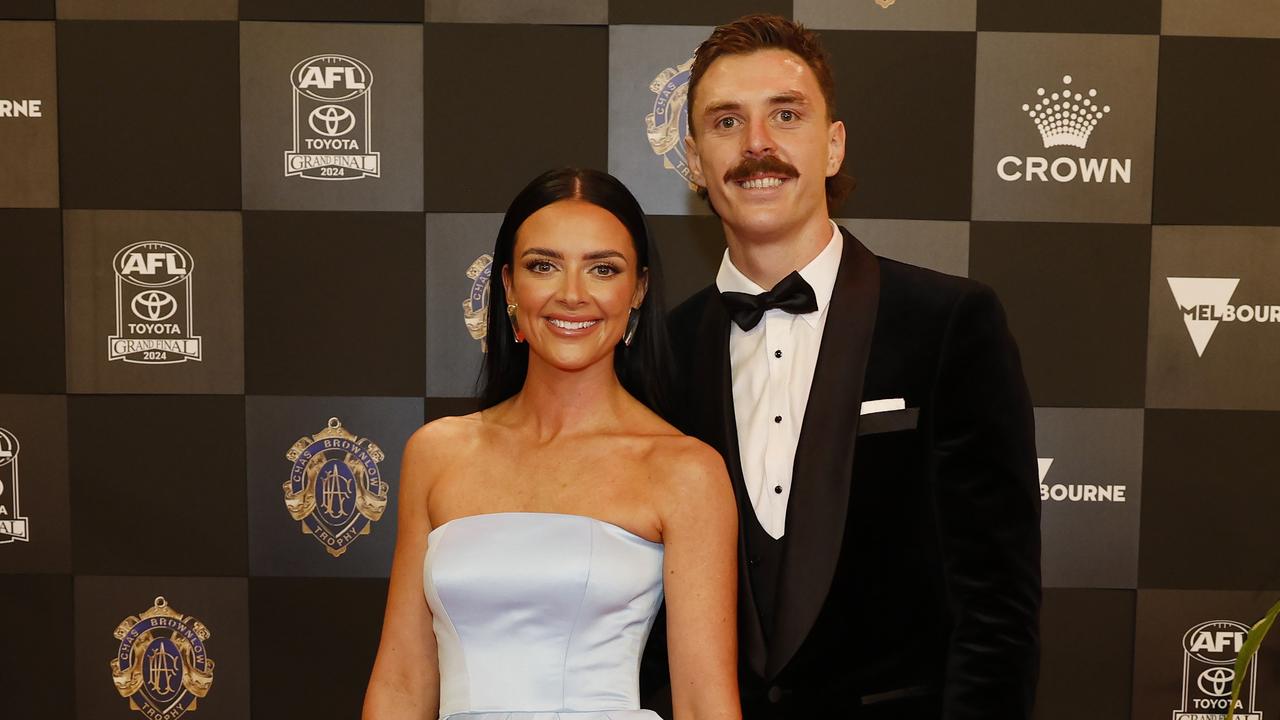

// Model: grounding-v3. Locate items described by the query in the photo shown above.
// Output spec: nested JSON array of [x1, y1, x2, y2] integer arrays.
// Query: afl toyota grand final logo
[[286, 54, 380, 180], [284, 417, 387, 557], [646, 56, 698, 190], [110, 596, 214, 720], [1174, 620, 1262, 720], [0, 427, 28, 543], [109, 241, 202, 364]]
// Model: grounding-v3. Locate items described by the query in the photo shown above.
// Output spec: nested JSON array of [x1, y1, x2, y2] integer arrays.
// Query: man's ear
[[826, 119, 846, 177], [685, 132, 707, 188]]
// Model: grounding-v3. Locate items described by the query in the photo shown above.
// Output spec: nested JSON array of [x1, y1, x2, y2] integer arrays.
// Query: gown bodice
[[424, 512, 665, 720]]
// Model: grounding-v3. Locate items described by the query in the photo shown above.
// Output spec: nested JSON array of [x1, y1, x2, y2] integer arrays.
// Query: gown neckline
[[428, 510, 663, 546]]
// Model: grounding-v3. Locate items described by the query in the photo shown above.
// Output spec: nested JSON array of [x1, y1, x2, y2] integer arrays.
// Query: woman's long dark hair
[[479, 168, 673, 417]]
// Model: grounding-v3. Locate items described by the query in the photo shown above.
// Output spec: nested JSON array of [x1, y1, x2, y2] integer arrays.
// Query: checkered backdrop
[[1, 1, 1279, 718]]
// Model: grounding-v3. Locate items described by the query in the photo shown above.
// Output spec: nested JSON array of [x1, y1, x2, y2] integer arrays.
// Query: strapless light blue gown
[[425, 512, 665, 720]]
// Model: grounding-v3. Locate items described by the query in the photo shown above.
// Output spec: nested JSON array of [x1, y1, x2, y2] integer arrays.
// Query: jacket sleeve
[[930, 283, 1042, 719]]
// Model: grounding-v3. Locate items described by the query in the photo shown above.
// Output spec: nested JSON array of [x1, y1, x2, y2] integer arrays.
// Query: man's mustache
[[724, 155, 801, 184]]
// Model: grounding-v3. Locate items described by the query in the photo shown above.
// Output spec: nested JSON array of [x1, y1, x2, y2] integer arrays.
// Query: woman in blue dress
[[363, 168, 741, 720]]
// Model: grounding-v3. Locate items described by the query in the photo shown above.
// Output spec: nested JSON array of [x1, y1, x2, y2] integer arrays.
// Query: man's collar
[[715, 220, 843, 329]]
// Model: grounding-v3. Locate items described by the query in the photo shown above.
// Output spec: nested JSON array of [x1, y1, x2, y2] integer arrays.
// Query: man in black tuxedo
[[657, 14, 1041, 719]]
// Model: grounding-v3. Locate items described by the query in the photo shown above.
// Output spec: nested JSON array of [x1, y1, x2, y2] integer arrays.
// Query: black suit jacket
[[646, 228, 1041, 719]]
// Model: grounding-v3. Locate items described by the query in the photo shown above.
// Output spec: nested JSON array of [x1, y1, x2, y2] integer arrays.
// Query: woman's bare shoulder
[[644, 432, 731, 499], [408, 411, 482, 445], [403, 412, 489, 477]]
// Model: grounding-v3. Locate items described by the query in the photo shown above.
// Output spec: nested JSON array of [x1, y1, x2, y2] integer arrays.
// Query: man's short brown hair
[[687, 14, 854, 210]]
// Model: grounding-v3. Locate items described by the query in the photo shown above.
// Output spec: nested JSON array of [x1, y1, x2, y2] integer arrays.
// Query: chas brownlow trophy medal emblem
[[284, 416, 387, 557], [110, 596, 214, 719]]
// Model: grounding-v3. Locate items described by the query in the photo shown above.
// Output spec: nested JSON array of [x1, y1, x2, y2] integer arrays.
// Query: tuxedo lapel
[[686, 292, 769, 678], [766, 231, 881, 679]]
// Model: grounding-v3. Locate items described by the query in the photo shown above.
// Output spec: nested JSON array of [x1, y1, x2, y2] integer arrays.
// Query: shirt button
[[774, 349, 782, 358], [774, 415, 782, 423], [774, 485, 783, 494]]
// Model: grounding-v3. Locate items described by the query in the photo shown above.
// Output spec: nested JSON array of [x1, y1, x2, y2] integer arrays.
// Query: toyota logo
[[1197, 667, 1235, 697], [309, 104, 356, 137], [131, 290, 178, 321]]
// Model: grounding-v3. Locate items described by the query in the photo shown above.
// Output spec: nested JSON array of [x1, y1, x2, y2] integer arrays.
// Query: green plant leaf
[[1226, 597, 1280, 720]]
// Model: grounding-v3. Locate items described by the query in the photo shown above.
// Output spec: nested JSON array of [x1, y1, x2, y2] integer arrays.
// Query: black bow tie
[[720, 270, 819, 331]]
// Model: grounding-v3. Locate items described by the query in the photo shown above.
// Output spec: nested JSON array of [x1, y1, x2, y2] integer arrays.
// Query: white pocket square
[[860, 398, 906, 415]]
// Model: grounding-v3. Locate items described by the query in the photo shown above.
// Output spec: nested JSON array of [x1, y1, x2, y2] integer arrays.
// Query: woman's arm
[[362, 425, 443, 720], [660, 440, 742, 720]]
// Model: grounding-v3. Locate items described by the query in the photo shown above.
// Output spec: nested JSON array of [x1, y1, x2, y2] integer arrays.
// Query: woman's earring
[[507, 302, 524, 343], [623, 308, 640, 347]]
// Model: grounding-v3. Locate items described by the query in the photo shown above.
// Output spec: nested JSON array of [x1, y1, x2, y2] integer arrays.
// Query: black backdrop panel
[[970, 221, 1151, 408], [56, 0, 237, 20], [1139, 410, 1280, 591], [423, 23, 609, 212], [74, 575, 251, 720], [1153, 36, 1280, 226], [243, 211, 426, 396], [976, 0, 1161, 34], [1034, 588, 1136, 720], [248, 577, 387, 719], [426, 0, 607, 24], [648, 214, 727, 306], [610, 0, 791, 26], [240, 0, 422, 22], [56, 21, 241, 210], [68, 395, 248, 577], [0, 209, 64, 393], [0, 0, 52, 19], [828, 29, 976, 221], [1, 574, 74, 720]]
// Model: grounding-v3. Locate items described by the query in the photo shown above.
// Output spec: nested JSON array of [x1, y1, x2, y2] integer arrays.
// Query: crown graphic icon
[[1022, 75, 1110, 149]]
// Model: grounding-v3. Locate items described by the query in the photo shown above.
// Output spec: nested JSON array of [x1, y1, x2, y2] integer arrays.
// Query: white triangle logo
[[1167, 277, 1240, 357], [1038, 458, 1053, 483]]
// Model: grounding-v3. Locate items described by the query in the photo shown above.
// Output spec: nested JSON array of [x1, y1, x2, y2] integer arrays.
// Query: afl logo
[[291, 55, 372, 102], [286, 54, 380, 181], [114, 241, 192, 288], [110, 596, 215, 720], [109, 241, 202, 364], [1184, 620, 1248, 663], [646, 56, 698, 191]]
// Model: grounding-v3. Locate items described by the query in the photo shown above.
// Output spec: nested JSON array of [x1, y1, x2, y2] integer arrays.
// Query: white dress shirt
[[715, 221, 843, 539]]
